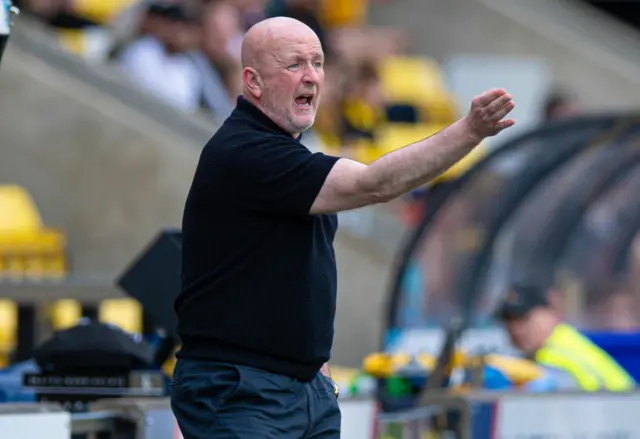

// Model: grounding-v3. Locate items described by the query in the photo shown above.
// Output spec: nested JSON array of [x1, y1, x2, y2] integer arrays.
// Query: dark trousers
[[171, 358, 341, 439]]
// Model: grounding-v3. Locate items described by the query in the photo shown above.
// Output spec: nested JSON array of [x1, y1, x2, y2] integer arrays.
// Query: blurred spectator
[[193, 0, 244, 108], [339, 60, 386, 154], [235, 0, 268, 29], [21, 0, 138, 60], [583, 276, 639, 332], [115, 1, 202, 111], [111, 0, 242, 118], [267, 0, 330, 59], [542, 90, 581, 122]]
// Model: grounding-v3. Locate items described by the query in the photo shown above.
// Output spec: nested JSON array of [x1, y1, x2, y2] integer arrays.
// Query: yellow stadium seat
[[0, 185, 68, 281], [350, 138, 380, 164], [0, 300, 17, 355], [374, 123, 486, 183], [319, 0, 368, 28], [379, 56, 459, 124], [380, 56, 448, 98], [72, 0, 138, 24], [99, 298, 143, 334], [50, 300, 83, 331], [0, 185, 44, 232], [375, 123, 447, 155]]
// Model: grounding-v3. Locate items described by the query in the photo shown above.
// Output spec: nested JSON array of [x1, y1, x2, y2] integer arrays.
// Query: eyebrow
[[290, 51, 324, 62]]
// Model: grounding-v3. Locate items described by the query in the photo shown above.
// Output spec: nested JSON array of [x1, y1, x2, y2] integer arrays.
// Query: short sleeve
[[232, 138, 340, 216]]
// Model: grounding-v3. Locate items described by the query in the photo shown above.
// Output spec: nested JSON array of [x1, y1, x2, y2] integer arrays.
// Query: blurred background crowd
[[11, 0, 584, 232], [14, 0, 581, 175], [16, 0, 409, 145]]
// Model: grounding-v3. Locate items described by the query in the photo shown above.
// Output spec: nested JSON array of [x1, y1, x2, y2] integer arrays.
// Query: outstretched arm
[[310, 88, 516, 214]]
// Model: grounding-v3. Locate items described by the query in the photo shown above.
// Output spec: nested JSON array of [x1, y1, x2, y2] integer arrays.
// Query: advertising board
[[493, 393, 640, 439]]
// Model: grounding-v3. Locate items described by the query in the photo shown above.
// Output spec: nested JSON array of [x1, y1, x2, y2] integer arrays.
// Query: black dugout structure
[[386, 114, 640, 343]]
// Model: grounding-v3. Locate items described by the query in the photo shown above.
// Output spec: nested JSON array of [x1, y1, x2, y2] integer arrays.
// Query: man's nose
[[302, 65, 320, 84]]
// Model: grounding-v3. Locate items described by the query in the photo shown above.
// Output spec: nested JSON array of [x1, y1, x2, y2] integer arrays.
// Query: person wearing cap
[[496, 283, 635, 392]]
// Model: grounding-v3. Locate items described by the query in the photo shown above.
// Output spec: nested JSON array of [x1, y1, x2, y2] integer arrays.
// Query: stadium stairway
[[0, 17, 398, 367], [368, 0, 640, 112]]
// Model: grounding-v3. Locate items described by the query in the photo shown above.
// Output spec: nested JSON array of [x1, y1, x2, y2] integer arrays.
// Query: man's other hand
[[463, 88, 516, 141]]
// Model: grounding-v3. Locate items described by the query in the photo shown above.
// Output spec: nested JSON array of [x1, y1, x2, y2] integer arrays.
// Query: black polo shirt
[[175, 96, 341, 381]]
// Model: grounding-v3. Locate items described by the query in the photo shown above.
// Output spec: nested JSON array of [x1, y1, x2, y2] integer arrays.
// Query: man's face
[[504, 310, 548, 353], [259, 34, 324, 136]]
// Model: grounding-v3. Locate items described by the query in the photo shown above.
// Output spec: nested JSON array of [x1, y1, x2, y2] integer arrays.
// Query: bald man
[[171, 17, 515, 439]]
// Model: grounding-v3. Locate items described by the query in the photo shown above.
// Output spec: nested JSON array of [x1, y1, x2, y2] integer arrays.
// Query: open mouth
[[294, 94, 314, 108]]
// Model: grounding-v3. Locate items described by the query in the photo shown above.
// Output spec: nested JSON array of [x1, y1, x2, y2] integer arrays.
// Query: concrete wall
[[368, 0, 640, 111], [0, 41, 199, 276], [0, 20, 396, 366]]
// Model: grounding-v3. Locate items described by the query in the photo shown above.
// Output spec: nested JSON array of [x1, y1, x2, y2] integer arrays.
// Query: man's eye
[[288, 64, 299, 70], [313, 62, 322, 69]]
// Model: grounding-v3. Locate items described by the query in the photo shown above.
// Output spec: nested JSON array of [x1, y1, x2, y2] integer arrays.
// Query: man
[[172, 16, 515, 439], [496, 283, 635, 392], [542, 90, 580, 122]]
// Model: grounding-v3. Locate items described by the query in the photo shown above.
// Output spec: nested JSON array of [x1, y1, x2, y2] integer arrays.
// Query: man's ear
[[242, 67, 262, 99]]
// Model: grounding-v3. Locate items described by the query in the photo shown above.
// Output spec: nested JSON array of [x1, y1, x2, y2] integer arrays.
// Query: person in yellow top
[[495, 283, 635, 392]]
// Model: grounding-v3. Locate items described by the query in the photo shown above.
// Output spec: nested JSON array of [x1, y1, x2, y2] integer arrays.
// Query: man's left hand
[[321, 363, 339, 398]]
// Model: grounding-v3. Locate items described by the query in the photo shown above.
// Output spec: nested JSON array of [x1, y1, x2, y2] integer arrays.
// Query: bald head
[[241, 17, 319, 70], [239, 16, 325, 136]]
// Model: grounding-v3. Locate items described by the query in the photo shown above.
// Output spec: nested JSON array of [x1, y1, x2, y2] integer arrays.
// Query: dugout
[[370, 114, 640, 412], [385, 114, 640, 336]]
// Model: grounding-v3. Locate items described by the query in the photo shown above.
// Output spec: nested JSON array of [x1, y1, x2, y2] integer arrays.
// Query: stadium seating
[[0, 185, 67, 281], [319, 0, 368, 28], [378, 55, 458, 125], [98, 298, 143, 335], [53, 0, 138, 60], [49, 299, 83, 331], [0, 300, 17, 368]]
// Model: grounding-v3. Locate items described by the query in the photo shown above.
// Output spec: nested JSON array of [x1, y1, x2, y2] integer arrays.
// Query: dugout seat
[[99, 298, 143, 334]]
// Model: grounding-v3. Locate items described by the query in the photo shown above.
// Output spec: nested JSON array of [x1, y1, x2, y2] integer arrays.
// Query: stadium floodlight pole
[[0, 0, 19, 65]]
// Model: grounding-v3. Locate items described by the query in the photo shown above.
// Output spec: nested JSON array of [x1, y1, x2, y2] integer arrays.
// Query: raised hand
[[463, 88, 516, 140]]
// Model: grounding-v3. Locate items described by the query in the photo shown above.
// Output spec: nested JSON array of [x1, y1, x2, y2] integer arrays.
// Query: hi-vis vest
[[535, 323, 635, 392]]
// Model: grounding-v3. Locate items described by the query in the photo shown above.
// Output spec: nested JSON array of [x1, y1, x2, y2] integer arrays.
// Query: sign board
[[493, 393, 640, 438], [0, 411, 70, 439]]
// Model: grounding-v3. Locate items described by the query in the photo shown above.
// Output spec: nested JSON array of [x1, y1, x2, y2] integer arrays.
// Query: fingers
[[492, 99, 516, 122], [486, 93, 513, 114], [496, 118, 516, 131], [466, 88, 516, 138], [472, 88, 507, 107]]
